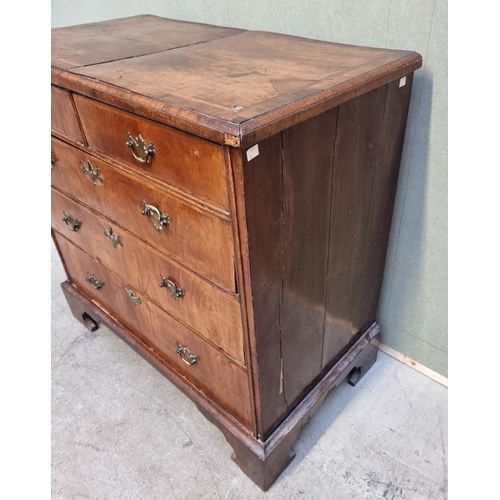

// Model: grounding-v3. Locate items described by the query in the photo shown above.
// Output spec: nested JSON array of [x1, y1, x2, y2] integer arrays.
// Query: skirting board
[[374, 340, 448, 388]]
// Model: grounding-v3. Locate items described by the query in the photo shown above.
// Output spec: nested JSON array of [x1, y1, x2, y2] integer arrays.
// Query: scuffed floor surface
[[52, 243, 448, 499]]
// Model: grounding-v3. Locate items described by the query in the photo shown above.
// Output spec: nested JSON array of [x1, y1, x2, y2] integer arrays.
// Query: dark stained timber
[[52, 15, 422, 490]]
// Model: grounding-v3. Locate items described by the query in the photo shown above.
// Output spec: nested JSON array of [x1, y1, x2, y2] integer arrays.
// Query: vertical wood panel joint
[[279, 131, 288, 407], [322, 108, 341, 370], [355, 86, 390, 308]]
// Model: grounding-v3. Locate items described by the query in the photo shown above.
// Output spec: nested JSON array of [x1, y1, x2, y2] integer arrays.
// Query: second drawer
[[52, 187, 245, 365]]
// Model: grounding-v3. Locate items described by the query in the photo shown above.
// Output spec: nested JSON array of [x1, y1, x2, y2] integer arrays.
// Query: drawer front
[[51, 86, 85, 145], [73, 95, 229, 210], [52, 187, 245, 364], [51, 138, 236, 292], [54, 233, 253, 429]]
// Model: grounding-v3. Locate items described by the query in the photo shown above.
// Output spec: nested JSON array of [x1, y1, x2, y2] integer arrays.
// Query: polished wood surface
[[237, 82, 415, 439], [322, 76, 414, 367], [51, 86, 85, 145], [52, 16, 422, 145], [355, 75, 414, 325], [60, 278, 378, 492], [52, 15, 243, 70], [51, 187, 245, 364], [231, 134, 285, 438], [178, 321, 379, 492], [74, 95, 229, 210], [321, 86, 388, 365], [51, 138, 236, 292], [71, 30, 416, 122], [281, 108, 338, 406], [51, 15, 421, 491], [55, 233, 253, 428]]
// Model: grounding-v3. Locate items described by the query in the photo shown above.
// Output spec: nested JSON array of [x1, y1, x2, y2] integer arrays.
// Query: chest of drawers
[[51, 15, 422, 490]]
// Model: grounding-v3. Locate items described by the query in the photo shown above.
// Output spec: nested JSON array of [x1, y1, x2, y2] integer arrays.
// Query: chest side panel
[[240, 78, 415, 439], [322, 75, 414, 366]]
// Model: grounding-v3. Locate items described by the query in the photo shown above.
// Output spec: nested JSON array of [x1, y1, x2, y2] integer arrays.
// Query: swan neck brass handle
[[81, 160, 103, 186], [126, 132, 156, 164], [159, 275, 185, 300], [86, 273, 102, 290], [141, 201, 170, 231], [124, 287, 142, 306], [176, 342, 198, 366], [62, 212, 81, 232]]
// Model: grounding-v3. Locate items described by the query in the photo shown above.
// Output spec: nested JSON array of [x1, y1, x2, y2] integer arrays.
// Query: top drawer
[[73, 95, 229, 211]]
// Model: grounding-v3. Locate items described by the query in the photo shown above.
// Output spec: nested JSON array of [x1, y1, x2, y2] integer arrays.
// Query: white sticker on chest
[[246, 144, 260, 162]]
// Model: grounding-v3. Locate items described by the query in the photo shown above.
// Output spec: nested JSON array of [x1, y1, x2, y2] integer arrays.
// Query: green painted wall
[[52, 0, 448, 376]]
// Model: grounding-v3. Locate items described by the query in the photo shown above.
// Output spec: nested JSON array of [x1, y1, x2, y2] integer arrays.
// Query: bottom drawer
[[54, 232, 253, 429]]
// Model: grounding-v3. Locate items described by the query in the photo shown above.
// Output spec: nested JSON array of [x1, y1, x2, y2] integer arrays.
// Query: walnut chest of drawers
[[51, 15, 422, 490]]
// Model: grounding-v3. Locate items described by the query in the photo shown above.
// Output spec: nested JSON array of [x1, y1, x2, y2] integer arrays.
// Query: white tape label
[[246, 144, 260, 162], [399, 76, 406, 88]]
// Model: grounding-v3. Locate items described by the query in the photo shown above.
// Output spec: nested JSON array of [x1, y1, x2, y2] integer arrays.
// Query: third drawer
[[52, 187, 245, 365]]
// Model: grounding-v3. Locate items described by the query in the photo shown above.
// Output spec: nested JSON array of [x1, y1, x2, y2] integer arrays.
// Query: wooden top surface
[[51, 16, 244, 69], [52, 15, 422, 146]]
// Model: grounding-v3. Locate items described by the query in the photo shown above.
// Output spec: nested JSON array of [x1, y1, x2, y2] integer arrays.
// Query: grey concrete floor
[[52, 242, 448, 499]]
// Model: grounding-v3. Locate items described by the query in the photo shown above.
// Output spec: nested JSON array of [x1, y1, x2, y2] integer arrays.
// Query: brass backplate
[[126, 132, 156, 164], [81, 160, 103, 186]]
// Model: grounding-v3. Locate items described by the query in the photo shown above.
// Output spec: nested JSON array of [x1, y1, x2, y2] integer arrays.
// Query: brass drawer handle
[[62, 212, 81, 232], [126, 132, 156, 164], [86, 273, 102, 290], [103, 227, 123, 248], [141, 201, 170, 231], [176, 342, 198, 366], [81, 160, 103, 186], [124, 287, 142, 306], [51, 155, 55, 170], [159, 275, 185, 300]]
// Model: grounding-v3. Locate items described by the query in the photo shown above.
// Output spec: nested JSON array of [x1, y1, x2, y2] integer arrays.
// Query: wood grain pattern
[[51, 86, 85, 145], [72, 30, 419, 125], [223, 146, 258, 430], [51, 67, 240, 146], [51, 187, 245, 364], [234, 135, 286, 439], [238, 84, 414, 438], [51, 138, 236, 293], [61, 278, 256, 436], [60, 278, 380, 491], [74, 95, 229, 210], [197, 322, 380, 491], [355, 75, 414, 324], [228, 146, 267, 439], [55, 233, 253, 429], [281, 109, 338, 407], [52, 16, 422, 145], [52, 15, 244, 70], [51, 15, 421, 490], [322, 86, 388, 367]]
